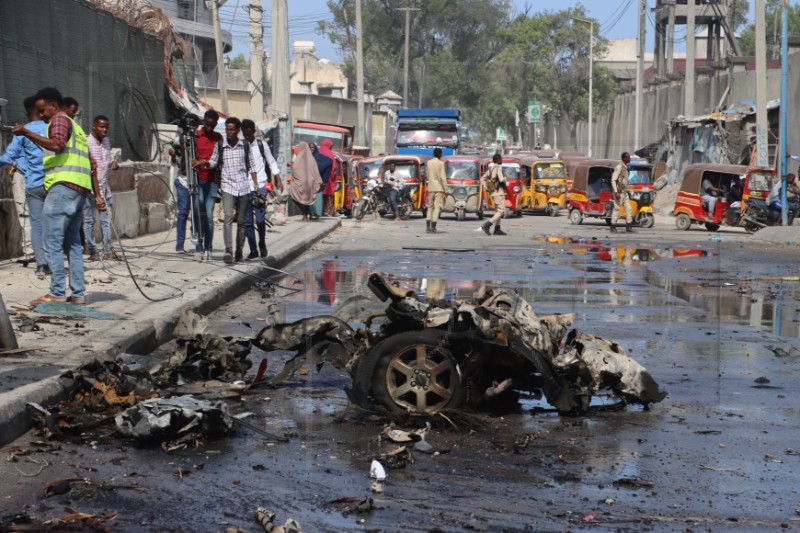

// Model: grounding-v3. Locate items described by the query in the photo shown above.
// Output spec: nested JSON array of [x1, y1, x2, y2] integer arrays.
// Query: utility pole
[[210, 0, 228, 114], [271, 0, 292, 175], [684, 0, 695, 117], [399, 7, 420, 108], [573, 17, 594, 156], [249, 0, 264, 120], [635, 0, 646, 150], [780, 0, 789, 225], [355, 0, 365, 146], [754, 0, 769, 167]]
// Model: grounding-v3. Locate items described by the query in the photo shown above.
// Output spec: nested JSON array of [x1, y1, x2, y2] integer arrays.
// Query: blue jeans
[[388, 188, 399, 214], [84, 193, 113, 254], [26, 186, 47, 267], [43, 185, 86, 299], [245, 187, 267, 252], [174, 179, 190, 251], [197, 180, 218, 252]]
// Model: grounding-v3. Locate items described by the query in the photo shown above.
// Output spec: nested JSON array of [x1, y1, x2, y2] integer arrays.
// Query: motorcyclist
[[383, 163, 404, 220], [766, 173, 796, 223]]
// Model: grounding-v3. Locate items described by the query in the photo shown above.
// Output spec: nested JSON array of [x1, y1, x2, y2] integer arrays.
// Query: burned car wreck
[[254, 274, 667, 415]]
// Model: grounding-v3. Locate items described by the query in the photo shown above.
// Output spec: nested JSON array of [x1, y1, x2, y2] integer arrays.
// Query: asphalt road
[[1, 211, 799, 532]]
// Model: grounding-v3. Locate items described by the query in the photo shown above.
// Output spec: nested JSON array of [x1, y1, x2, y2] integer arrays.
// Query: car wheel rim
[[385, 343, 458, 414]]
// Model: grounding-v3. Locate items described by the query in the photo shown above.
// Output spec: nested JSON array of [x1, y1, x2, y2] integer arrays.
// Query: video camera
[[176, 113, 200, 135]]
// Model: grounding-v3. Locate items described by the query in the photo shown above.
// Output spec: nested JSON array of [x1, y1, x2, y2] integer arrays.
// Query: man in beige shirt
[[610, 152, 633, 233], [425, 147, 448, 233]]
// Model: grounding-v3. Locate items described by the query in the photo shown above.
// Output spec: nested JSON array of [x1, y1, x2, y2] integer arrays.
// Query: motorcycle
[[353, 179, 416, 220], [728, 196, 798, 233]]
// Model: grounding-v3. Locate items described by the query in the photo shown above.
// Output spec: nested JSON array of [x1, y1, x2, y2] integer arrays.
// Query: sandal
[[30, 294, 67, 306], [103, 251, 122, 262], [66, 296, 86, 305]]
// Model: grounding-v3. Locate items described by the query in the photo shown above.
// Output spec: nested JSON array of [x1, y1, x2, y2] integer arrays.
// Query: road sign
[[496, 127, 506, 141], [528, 100, 541, 123]]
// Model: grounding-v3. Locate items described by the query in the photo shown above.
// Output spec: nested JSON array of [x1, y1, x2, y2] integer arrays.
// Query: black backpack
[[216, 137, 251, 176]]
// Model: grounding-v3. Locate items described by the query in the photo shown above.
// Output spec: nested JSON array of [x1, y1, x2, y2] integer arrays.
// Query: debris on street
[[255, 273, 667, 416], [115, 396, 232, 450]]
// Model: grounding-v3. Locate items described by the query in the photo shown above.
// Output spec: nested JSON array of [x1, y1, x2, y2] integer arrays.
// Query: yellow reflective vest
[[43, 114, 92, 191]]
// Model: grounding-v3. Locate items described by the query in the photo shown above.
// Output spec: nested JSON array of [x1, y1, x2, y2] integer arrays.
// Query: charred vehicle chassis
[[254, 274, 666, 415]]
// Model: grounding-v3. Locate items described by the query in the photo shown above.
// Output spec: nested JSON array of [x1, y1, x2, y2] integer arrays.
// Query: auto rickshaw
[[480, 156, 523, 217], [356, 156, 385, 190], [441, 155, 484, 220], [673, 164, 774, 232], [627, 158, 654, 191], [519, 155, 568, 216], [380, 154, 431, 215], [333, 153, 363, 217], [567, 159, 656, 227]]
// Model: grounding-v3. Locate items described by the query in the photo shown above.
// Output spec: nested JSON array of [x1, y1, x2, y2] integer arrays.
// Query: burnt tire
[[549, 205, 559, 217], [370, 330, 464, 415], [353, 200, 366, 221]]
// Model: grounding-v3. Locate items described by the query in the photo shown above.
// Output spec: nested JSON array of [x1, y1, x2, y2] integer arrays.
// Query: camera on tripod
[[176, 113, 200, 135]]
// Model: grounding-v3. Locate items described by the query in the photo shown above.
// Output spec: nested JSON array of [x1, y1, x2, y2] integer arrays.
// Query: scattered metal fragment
[[699, 464, 743, 474], [115, 395, 232, 451], [612, 478, 656, 488]]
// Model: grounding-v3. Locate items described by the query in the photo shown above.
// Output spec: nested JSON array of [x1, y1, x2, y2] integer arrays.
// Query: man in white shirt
[[383, 162, 404, 219], [241, 119, 281, 259]]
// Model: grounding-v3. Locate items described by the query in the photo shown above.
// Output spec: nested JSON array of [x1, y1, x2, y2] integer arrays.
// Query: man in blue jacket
[[0, 96, 49, 277]]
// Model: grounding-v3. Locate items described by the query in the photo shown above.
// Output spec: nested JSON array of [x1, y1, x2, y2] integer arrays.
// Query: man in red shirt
[[190, 110, 222, 261]]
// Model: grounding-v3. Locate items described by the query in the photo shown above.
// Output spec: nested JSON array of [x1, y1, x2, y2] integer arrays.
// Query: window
[[177, 0, 196, 21]]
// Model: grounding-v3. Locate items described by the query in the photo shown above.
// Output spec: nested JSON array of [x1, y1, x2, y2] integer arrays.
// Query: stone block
[[141, 203, 169, 234], [110, 165, 136, 192], [112, 190, 140, 238]]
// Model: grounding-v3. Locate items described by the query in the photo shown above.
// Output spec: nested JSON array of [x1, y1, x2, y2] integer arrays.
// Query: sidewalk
[[0, 216, 340, 446]]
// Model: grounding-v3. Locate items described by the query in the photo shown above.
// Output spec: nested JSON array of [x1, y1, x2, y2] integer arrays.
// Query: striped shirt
[[208, 138, 256, 196], [87, 134, 113, 197]]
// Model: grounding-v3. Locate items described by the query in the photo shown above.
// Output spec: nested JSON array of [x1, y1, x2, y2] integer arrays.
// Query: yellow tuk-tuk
[[519, 155, 568, 216], [333, 153, 364, 217]]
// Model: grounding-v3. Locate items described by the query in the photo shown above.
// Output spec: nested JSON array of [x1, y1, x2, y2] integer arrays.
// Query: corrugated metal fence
[[0, 0, 167, 160]]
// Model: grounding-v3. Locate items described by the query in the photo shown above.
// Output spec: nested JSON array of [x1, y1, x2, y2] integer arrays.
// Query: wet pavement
[[1, 214, 800, 531]]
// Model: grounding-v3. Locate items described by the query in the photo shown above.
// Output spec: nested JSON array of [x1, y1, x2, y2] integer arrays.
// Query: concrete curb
[[0, 219, 340, 447]]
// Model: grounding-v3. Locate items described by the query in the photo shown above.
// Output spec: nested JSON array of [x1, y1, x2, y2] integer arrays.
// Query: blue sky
[[220, 1, 757, 61]]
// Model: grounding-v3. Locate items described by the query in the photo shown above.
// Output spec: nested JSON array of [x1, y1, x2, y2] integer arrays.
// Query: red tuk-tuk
[[380, 154, 431, 215], [480, 156, 523, 217], [673, 164, 775, 232], [567, 159, 618, 225], [442, 155, 484, 220]]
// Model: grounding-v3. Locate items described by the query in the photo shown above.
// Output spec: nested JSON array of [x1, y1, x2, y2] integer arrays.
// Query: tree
[[738, 0, 800, 57], [230, 53, 249, 70], [487, 8, 616, 150]]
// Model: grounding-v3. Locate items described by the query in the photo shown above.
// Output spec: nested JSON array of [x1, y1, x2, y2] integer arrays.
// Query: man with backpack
[[206, 117, 259, 264], [241, 119, 281, 260]]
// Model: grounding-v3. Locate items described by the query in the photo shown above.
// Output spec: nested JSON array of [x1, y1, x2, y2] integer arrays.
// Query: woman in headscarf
[[289, 142, 323, 222], [311, 142, 333, 219], [318, 139, 339, 217]]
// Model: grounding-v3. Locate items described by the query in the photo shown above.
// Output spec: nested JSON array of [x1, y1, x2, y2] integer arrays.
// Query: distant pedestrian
[[0, 96, 49, 277], [319, 140, 339, 216], [289, 142, 322, 222], [383, 162, 404, 220], [13, 87, 105, 306], [241, 119, 281, 259], [309, 143, 330, 219], [84, 115, 120, 261], [207, 117, 259, 264], [425, 147, 447, 233], [480, 153, 507, 235], [190, 109, 222, 262], [609, 152, 633, 233]]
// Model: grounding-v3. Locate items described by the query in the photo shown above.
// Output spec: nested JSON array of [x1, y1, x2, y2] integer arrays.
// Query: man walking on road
[[425, 147, 447, 233], [609, 152, 633, 233], [207, 117, 259, 264], [480, 153, 508, 235], [241, 119, 281, 259], [84, 115, 120, 261], [0, 96, 49, 278], [190, 110, 222, 261], [12, 87, 105, 306]]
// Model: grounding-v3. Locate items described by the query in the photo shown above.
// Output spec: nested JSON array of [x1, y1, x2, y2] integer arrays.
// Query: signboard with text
[[527, 100, 541, 123]]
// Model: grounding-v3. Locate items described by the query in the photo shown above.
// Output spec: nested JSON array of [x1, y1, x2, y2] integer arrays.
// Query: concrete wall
[[541, 52, 799, 166]]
